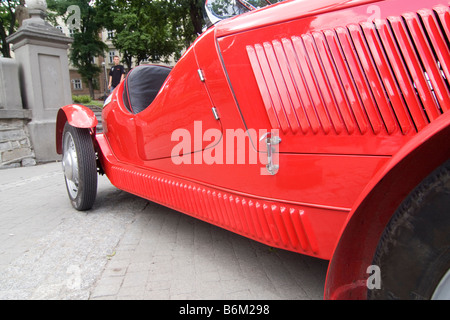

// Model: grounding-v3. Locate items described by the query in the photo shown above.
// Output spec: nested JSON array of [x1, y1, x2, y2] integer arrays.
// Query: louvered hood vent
[[247, 5, 450, 136]]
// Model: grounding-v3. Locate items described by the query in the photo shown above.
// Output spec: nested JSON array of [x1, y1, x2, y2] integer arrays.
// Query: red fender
[[324, 111, 450, 299], [56, 104, 98, 154]]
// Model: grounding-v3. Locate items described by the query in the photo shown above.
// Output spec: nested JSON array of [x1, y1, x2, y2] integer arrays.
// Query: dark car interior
[[123, 64, 172, 114]]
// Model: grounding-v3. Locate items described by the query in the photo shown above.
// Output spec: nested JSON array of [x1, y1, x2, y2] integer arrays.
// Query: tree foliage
[[170, 0, 205, 45], [101, 0, 205, 68], [47, 0, 205, 95], [0, 0, 21, 57], [48, 0, 108, 98]]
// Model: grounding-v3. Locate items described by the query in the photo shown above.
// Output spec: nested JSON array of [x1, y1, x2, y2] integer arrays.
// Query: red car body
[[56, 0, 450, 299]]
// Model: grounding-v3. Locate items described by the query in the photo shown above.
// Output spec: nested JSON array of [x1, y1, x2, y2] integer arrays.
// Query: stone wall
[[0, 112, 36, 168], [0, 56, 37, 169]]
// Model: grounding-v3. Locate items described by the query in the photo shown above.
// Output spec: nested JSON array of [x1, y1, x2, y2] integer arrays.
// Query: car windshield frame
[[205, 0, 280, 24]]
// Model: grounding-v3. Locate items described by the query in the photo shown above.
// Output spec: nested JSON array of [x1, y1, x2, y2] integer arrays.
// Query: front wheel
[[62, 123, 97, 211], [368, 160, 450, 299]]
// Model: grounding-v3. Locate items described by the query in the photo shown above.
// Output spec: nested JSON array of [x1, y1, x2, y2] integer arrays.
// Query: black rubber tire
[[368, 160, 450, 299], [62, 123, 97, 211]]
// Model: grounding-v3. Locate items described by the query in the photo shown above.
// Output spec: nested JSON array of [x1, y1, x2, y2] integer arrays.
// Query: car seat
[[123, 64, 172, 114]]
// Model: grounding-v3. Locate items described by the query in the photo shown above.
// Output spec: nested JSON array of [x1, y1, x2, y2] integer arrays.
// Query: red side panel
[[96, 133, 347, 260]]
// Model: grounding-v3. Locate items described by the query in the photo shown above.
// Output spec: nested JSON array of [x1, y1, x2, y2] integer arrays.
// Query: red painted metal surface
[[57, 0, 450, 299], [58, 104, 98, 129], [97, 133, 342, 257], [56, 104, 97, 154], [325, 111, 450, 299]]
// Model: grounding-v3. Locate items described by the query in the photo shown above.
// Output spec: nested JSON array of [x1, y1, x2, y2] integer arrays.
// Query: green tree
[[171, 0, 204, 45], [99, 0, 205, 68], [48, 0, 206, 88], [103, 0, 176, 68], [48, 0, 107, 99], [0, 0, 21, 58]]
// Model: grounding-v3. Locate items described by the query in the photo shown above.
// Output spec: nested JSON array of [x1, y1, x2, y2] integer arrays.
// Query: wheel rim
[[62, 131, 79, 199], [432, 268, 450, 300]]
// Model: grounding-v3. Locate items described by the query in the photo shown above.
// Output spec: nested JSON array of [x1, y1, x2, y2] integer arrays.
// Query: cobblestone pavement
[[0, 162, 329, 300]]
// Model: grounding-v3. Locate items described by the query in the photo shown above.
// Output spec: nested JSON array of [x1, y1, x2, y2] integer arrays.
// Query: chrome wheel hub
[[432, 268, 450, 300], [62, 132, 79, 199]]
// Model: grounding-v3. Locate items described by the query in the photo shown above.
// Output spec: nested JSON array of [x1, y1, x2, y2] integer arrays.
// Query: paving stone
[[0, 162, 329, 301]]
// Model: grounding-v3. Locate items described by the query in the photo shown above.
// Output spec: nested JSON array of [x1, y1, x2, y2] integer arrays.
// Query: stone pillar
[[0, 58, 24, 111], [7, 0, 73, 162], [0, 57, 35, 168]]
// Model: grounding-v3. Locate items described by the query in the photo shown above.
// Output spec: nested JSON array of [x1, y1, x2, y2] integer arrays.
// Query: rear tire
[[62, 123, 97, 211], [368, 160, 450, 299]]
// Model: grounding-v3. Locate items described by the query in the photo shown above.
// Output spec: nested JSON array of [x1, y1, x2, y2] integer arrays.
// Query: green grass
[[72, 95, 104, 107]]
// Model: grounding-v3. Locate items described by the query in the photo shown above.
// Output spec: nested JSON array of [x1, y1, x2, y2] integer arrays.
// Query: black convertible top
[[123, 64, 172, 114]]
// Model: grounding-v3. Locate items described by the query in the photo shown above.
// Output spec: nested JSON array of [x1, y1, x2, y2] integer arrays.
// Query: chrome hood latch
[[259, 132, 281, 175]]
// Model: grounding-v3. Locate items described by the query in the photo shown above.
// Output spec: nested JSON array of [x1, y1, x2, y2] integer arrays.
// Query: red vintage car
[[56, 0, 450, 299]]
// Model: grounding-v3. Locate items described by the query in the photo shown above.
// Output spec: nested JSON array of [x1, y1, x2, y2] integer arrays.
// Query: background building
[[55, 22, 119, 100], [56, 23, 177, 100]]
